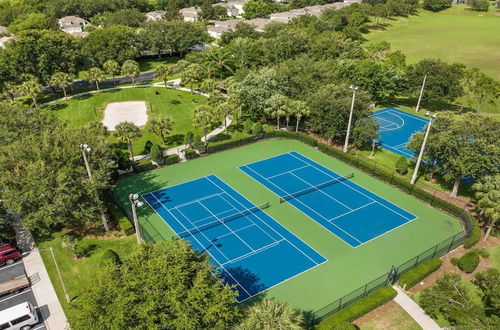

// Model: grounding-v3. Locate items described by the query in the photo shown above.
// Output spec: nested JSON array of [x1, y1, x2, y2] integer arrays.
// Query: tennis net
[[178, 202, 270, 238], [279, 173, 354, 203]]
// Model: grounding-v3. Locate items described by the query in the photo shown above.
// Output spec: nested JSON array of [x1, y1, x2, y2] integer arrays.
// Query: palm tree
[[216, 102, 232, 129], [154, 64, 173, 88], [121, 60, 140, 85], [237, 299, 304, 330], [287, 100, 310, 132], [472, 174, 499, 240], [181, 64, 204, 94], [114, 122, 142, 159], [148, 117, 174, 145], [201, 78, 217, 93], [204, 49, 234, 80], [265, 94, 289, 129], [17, 75, 42, 108], [192, 105, 216, 145], [49, 72, 74, 101], [86, 67, 105, 91], [103, 60, 121, 85]]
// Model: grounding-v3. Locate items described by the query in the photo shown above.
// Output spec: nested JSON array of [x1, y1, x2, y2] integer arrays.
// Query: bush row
[[184, 148, 199, 159], [464, 213, 481, 249], [458, 250, 480, 273], [317, 286, 397, 329], [398, 258, 442, 290], [165, 154, 180, 165]]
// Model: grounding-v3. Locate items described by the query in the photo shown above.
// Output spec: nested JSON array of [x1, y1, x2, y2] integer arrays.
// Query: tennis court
[[371, 108, 429, 158], [142, 175, 327, 302], [240, 152, 417, 247]]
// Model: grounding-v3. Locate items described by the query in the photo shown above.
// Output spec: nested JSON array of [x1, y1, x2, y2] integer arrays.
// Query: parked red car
[[0, 242, 22, 266]]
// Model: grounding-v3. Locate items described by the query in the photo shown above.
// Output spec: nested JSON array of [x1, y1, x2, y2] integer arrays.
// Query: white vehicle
[[0, 302, 39, 330]]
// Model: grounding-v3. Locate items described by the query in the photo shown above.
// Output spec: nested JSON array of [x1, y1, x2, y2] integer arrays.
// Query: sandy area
[[102, 101, 148, 130]]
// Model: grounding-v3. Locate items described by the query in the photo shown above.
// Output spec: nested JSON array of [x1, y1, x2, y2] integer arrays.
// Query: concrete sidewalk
[[393, 285, 440, 330], [14, 220, 69, 330]]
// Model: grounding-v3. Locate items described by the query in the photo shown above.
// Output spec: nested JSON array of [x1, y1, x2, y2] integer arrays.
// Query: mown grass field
[[366, 6, 500, 81], [43, 87, 205, 154]]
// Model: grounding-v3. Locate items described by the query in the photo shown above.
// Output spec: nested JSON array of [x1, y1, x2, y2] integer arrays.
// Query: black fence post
[[431, 244, 439, 258], [447, 235, 456, 252]]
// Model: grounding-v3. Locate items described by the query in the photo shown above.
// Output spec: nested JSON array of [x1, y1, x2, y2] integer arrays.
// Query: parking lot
[[0, 260, 47, 330]]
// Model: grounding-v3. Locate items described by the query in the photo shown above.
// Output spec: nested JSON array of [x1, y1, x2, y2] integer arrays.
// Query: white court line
[[196, 200, 256, 252], [170, 192, 226, 210], [147, 192, 253, 298], [142, 176, 213, 197], [289, 171, 353, 211], [187, 204, 239, 226], [328, 202, 376, 222], [265, 164, 311, 180], [386, 109, 429, 123], [221, 240, 284, 266], [241, 165, 364, 246], [215, 223, 257, 241], [205, 176, 326, 265], [393, 142, 409, 149], [382, 144, 414, 157], [288, 152, 416, 222]]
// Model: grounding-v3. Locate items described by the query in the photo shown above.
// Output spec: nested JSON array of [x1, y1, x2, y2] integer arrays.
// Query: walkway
[[13, 219, 69, 330], [393, 285, 440, 330]]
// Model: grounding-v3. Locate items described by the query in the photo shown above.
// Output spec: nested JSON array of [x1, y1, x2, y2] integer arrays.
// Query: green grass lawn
[[489, 243, 500, 269], [36, 232, 136, 324], [358, 303, 422, 330], [113, 139, 462, 312], [366, 6, 500, 81], [43, 87, 206, 154]]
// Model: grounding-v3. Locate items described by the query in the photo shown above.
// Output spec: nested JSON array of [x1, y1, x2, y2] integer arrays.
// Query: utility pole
[[80, 144, 110, 232], [129, 194, 144, 244], [343, 85, 358, 153], [410, 114, 436, 185], [415, 75, 426, 112]]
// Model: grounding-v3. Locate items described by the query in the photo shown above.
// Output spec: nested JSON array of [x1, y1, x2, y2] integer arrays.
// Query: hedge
[[184, 148, 199, 159], [398, 258, 442, 289], [464, 213, 481, 249], [317, 286, 397, 329], [165, 154, 180, 165], [458, 250, 480, 273], [100, 249, 121, 266]]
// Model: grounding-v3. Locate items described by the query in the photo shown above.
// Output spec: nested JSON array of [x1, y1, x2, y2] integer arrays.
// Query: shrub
[[458, 250, 480, 273], [451, 257, 459, 266], [73, 242, 88, 258], [144, 140, 153, 154], [243, 119, 253, 133], [184, 131, 194, 146], [469, 0, 490, 11], [100, 249, 121, 266], [464, 214, 481, 249], [475, 247, 489, 258], [395, 156, 409, 175], [170, 99, 181, 104], [317, 286, 397, 329], [192, 135, 205, 151], [333, 321, 356, 330], [252, 122, 263, 137], [398, 258, 442, 289], [184, 148, 199, 159], [165, 154, 180, 165], [150, 144, 164, 165], [423, 0, 452, 12]]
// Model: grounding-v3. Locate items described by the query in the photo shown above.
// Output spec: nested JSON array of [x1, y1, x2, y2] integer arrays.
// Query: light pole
[[410, 113, 436, 185], [80, 144, 110, 232], [415, 75, 427, 112], [129, 194, 144, 244], [343, 85, 358, 153]]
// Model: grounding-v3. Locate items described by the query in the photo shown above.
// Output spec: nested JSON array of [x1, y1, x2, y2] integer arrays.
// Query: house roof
[[213, 19, 240, 28], [58, 16, 89, 25], [246, 18, 271, 31]]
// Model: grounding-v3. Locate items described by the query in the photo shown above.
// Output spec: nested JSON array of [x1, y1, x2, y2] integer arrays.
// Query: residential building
[[179, 7, 201, 22], [246, 18, 271, 32], [145, 10, 166, 21], [213, 3, 239, 17], [58, 16, 91, 34], [227, 0, 250, 17]]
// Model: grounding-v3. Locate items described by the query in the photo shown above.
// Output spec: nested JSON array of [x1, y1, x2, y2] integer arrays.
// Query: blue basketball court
[[371, 108, 429, 158], [142, 175, 326, 302], [240, 152, 417, 247]]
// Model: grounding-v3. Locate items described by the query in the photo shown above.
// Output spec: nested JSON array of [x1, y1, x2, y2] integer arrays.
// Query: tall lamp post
[[80, 144, 109, 232], [415, 75, 427, 112], [410, 113, 436, 185], [343, 85, 358, 153], [129, 194, 144, 244]]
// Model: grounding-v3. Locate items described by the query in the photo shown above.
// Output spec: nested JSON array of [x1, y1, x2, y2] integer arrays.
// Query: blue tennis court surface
[[240, 152, 417, 247], [142, 175, 326, 302], [371, 108, 429, 158]]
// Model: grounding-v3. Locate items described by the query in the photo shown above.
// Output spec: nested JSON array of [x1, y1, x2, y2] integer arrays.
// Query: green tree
[[8, 13, 59, 33], [17, 75, 42, 108], [86, 67, 105, 92], [103, 60, 121, 86], [351, 117, 380, 149], [472, 175, 500, 240], [114, 122, 141, 159], [470, 72, 500, 112], [49, 72, 73, 101], [208, 90, 225, 107], [192, 105, 217, 145], [181, 63, 204, 93], [237, 299, 304, 330], [91, 8, 146, 28], [121, 60, 140, 85], [216, 102, 233, 129], [468, 0, 490, 11], [148, 117, 174, 145], [226, 37, 261, 69], [0, 201, 13, 240], [287, 100, 310, 133], [149, 144, 164, 165], [204, 48, 235, 79], [408, 112, 500, 197], [423, 0, 453, 12], [474, 268, 500, 317], [82, 26, 138, 66], [154, 64, 174, 88], [201, 78, 217, 93], [396, 156, 409, 175], [265, 94, 289, 129], [243, 0, 274, 19], [200, 0, 216, 20], [73, 241, 241, 329]]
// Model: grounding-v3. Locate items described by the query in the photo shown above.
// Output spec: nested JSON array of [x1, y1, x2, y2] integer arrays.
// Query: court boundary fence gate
[[111, 129, 475, 321]]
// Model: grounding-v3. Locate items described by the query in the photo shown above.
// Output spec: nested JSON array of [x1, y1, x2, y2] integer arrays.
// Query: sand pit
[[102, 101, 148, 130]]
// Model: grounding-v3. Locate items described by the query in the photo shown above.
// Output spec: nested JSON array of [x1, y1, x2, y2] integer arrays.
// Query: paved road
[[0, 261, 47, 330]]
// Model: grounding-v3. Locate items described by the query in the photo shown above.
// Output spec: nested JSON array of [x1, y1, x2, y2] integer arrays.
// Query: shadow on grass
[[165, 134, 184, 146]]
